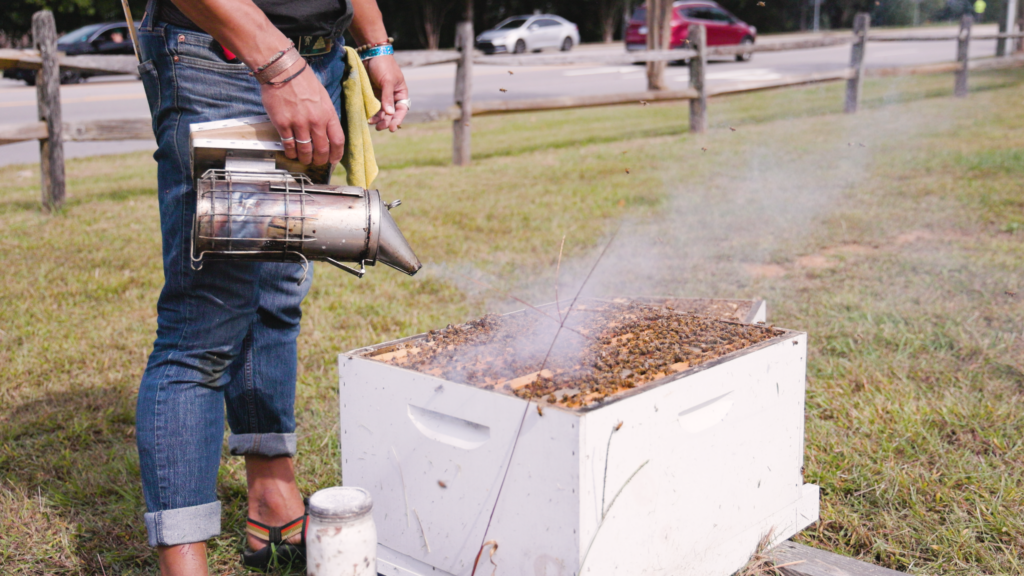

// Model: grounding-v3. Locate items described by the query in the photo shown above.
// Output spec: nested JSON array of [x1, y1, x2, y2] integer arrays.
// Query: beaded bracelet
[[355, 37, 394, 53], [359, 44, 394, 61], [253, 41, 296, 75]]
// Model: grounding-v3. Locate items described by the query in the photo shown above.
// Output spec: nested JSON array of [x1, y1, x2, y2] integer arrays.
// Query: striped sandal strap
[[246, 515, 307, 545]]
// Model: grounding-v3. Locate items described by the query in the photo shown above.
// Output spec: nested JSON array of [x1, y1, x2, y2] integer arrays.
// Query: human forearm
[[167, 0, 343, 166], [348, 0, 408, 131], [168, 0, 290, 69], [348, 0, 389, 46]]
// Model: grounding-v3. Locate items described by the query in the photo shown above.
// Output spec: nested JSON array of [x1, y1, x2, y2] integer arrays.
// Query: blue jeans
[[135, 18, 346, 547]]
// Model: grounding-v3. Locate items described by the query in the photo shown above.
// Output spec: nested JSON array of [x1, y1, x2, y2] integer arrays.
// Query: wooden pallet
[[774, 541, 908, 576]]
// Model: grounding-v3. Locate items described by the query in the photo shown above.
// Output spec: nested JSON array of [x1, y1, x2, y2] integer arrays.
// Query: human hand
[[261, 64, 345, 166], [363, 54, 409, 132]]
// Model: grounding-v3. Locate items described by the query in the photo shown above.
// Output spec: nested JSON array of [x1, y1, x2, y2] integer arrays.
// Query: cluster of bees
[[373, 301, 782, 409]]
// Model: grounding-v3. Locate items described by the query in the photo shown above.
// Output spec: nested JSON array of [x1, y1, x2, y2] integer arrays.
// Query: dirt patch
[[823, 243, 878, 256], [894, 229, 972, 245], [366, 300, 781, 409], [796, 254, 834, 269], [745, 263, 787, 278], [746, 243, 880, 278]]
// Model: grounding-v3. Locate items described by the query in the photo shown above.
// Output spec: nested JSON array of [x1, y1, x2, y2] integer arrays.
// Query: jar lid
[[308, 486, 373, 521]]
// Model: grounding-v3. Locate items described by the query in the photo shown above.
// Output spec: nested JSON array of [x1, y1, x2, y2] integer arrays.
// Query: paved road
[[0, 24, 1000, 167]]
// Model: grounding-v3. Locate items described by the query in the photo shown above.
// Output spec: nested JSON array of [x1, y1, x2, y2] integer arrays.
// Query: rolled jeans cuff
[[145, 501, 221, 547], [228, 433, 297, 457]]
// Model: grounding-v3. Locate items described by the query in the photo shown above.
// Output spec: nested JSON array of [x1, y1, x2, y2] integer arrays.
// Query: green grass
[[1, 68, 1023, 574]]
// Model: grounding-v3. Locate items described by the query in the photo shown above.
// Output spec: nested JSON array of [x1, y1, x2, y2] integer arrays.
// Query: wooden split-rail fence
[[2, 11, 1024, 210]]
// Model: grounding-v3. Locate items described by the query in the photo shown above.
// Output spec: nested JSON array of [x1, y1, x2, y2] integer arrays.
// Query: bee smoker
[[189, 115, 421, 280]]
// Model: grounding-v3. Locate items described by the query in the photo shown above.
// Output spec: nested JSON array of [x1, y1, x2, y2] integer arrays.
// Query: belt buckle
[[296, 35, 332, 56]]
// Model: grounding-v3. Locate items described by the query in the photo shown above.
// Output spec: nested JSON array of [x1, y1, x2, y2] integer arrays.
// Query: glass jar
[[306, 486, 376, 576]]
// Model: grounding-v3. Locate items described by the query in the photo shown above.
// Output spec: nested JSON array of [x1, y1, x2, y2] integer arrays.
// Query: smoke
[[560, 89, 945, 305], [419, 80, 950, 375]]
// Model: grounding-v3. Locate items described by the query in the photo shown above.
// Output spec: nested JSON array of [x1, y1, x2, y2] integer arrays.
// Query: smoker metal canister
[[191, 169, 421, 279], [306, 487, 377, 576]]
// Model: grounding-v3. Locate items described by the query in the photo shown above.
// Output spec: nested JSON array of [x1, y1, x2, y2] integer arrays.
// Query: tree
[[824, 0, 876, 28], [645, 0, 674, 90], [597, 0, 626, 42], [417, 0, 457, 50]]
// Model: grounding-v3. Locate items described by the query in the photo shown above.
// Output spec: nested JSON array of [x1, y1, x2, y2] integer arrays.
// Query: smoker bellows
[[188, 115, 421, 279]]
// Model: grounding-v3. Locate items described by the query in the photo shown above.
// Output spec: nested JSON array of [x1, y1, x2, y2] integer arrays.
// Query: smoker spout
[[375, 199, 422, 276]]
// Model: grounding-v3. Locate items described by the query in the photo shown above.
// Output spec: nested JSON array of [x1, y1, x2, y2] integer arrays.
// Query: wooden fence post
[[844, 13, 869, 113], [32, 10, 65, 211], [997, 0, 1018, 56], [688, 24, 706, 133], [452, 21, 474, 166], [955, 14, 972, 98]]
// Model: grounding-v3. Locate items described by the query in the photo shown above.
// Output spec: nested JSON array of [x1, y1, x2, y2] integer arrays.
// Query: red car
[[626, 1, 757, 61]]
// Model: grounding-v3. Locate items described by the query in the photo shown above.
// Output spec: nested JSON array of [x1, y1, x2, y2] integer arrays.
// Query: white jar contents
[[306, 486, 377, 576]]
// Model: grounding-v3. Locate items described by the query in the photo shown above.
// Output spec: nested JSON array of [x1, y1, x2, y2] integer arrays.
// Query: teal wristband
[[358, 44, 394, 60]]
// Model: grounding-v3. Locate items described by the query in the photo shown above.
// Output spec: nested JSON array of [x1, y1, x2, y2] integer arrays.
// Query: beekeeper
[[131, 0, 407, 573]]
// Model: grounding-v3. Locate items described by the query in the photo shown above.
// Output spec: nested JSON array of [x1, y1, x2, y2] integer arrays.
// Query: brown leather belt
[[291, 35, 334, 56]]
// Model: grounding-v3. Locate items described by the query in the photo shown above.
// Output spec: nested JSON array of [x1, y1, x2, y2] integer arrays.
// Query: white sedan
[[475, 15, 581, 54]]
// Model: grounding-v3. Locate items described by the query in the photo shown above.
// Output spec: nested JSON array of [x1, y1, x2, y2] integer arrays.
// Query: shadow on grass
[[1, 385, 307, 575], [1, 387, 151, 573], [0, 186, 155, 217]]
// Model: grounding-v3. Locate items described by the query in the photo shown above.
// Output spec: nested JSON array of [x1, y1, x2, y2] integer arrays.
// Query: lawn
[[1, 67, 1022, 575]]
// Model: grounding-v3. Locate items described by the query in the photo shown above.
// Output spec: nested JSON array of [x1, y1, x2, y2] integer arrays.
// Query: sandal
[[241, 513, 308, 571]]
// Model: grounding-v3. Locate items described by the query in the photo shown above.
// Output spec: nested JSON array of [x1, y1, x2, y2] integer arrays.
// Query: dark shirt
[[157, 0, 353, 40]]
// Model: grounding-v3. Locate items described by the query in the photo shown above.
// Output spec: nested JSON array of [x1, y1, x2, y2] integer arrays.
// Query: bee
[[614, 421, 624, 431], [639, 100, 649, 106], [701, 147, 708, 152], [625, 168, 631, 174], [757, 1, 765, 5], [729, 126, 737, 131], [499, 88, 508, 93], [1007, 290, 1017, 297], [537, 405, 544, 416], [438, 480, 447, 488]]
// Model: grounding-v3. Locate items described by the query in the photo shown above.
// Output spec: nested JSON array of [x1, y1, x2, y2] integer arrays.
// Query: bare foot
[[158, 542, 209, 576], [245, 455, 306, 552]]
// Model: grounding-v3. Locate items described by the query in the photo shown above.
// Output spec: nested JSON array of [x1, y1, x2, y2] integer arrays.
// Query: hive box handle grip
[[408, 405, 490, 450], [677, 392, 734, 433]]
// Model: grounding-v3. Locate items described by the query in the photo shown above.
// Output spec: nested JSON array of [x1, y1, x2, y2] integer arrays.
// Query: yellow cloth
[[341, 46, 381, 187]]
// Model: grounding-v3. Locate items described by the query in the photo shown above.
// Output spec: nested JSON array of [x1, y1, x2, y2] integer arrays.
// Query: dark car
[[4, 21, 139, 85], [626, 1, 756, 61]]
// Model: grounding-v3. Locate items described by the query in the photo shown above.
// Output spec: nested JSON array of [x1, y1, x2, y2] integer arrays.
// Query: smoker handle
[[325, 258, 366, 278]]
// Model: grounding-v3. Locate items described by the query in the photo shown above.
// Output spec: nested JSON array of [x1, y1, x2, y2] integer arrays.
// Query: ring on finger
[[396, 98, 411, 110], [295, 138, 313, 144], [281, 136, 296, 142]]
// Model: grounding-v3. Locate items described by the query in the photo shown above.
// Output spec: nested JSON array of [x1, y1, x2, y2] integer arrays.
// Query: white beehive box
[[338, 299, 817, 576]]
